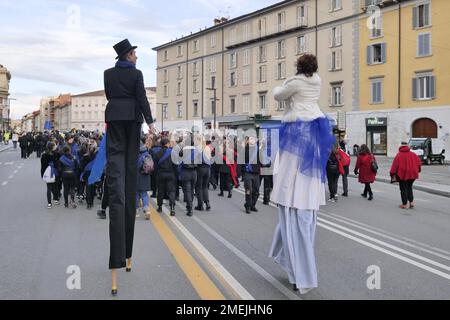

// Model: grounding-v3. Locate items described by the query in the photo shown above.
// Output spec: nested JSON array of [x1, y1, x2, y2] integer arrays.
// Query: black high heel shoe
[[111, 288, 118, 296], [293, 284, 299, 292]]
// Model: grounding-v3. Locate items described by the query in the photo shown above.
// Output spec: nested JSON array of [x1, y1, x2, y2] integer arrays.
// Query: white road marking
[[13, 170, 18, 174], [153, 199, 255, 300], [8, 175, 13, 179], [319, 209, 450, 256], [4, 162, 14, 165], [193, 214, 302, 301], [2, 181, 8, 186], [318, 222, 450, 281]]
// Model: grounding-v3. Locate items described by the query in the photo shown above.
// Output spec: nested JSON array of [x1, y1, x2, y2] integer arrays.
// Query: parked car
[[409, 138, 446, 165]]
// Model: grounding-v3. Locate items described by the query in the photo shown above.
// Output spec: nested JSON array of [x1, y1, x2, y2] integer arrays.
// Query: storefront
[[366, 117, 388, 155]]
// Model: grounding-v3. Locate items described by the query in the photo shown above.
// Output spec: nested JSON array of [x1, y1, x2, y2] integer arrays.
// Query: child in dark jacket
[[40, 142, 61, 209], [136, 138, 152, 220], [60, 146, 79, 209]]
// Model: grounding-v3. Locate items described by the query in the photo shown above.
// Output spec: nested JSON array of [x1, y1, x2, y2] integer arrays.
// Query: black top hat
[[113, 39, 138, 60]]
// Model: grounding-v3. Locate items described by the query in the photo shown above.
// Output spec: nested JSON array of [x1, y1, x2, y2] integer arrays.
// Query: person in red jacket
[[354, 144, 377, 201], [337, 147, 351, 197], [390, 142, 422, 209]]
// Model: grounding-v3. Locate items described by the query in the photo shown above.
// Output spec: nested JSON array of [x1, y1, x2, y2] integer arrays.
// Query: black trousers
[[363, 183, 373, 197], [196, 165, 211, 205], [20, 148, 27, 159], [181, 169, 197, 210], [219, 172, 232, 193], [243, 172, 260, 209], [260, 175, 273, 203], [157, 172, 177, 207], [342, 166, 349, 195], [46, 182, 59, 204], [106, 121, 141, 270], [101, 179, 109, 211], [86, 183, 95, 206], [327, 171, 340, 199], [62, 172, 77, 205], [209, 164, 219, 188], [151, 170, 158, 196], [399, 179, 415, 205]]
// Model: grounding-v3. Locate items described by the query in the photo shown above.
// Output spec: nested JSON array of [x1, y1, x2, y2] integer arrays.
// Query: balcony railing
[[226, 17, 308, 49]]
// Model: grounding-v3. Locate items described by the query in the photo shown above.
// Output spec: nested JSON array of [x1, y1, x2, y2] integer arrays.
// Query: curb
[[349, 174, 450, 198]]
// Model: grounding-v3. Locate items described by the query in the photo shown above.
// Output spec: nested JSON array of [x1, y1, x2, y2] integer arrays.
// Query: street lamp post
[[206, 87, 218, 130], [156, 103, 165, 133]]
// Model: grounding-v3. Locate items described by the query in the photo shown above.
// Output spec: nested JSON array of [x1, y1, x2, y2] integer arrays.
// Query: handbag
[[371, 156, 379, 173], [43, 165, 56, 184]]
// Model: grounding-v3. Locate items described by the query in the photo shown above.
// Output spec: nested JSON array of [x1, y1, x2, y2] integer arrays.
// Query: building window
[[277, 40, 286, 59], [229, 97, 236, 114], [164, 69, 169, 82], [297, 35, 307, 54], [163, 50, 168, 61], [164, 85, 169, 98], [210, 34, 216, 47], [329, 50, 342, 71], [370, 78, 383, 104], [413, 3, 431, 29], [258, 17, 267, 37], [367, 43, 386, 65], [370, 15, 383, 38], [229, 71, 237, 87], [243, 94, 250, 113], [243, 69, 251, 85], [243, 24, 251, 41], [230, 28, 237, 44], [417, 33, 432, 57], [193, 40, 199, 52], [229, 52, 237, 69], [211, 100, 216, 116], [277, 100, 286, 111], [163, 104, 168, 120], [210, 76, 216, 89], [177, 82, 182, 95], [329, 0, 342, 12], [177, 103, 183, 118], [329, 26, 342, 47], [209, 57, 217, 73], [177, 45, 183, 57], [258, 46, 267, 63], [330, 83, 344, 107], [277, 11, 286, 32], [298, 5, 308, 27], [193, 62, 199, 76], [257, 65, 267, 83], [177, 66, 183, 79], [259, 93, 267, 110], [193, 79, 198, 93], [193, 101, 199, 117], [243, 49, 250, 66], [277, 62, 286, 80], [413, 73, 436, 100]]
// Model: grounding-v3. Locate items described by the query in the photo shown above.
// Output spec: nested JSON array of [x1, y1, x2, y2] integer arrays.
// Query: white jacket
[[273, 73, 325, 122]]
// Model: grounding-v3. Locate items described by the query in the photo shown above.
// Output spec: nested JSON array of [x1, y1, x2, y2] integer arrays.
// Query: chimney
[[221, 17, 228, 23], [214, 18, 221, 25]]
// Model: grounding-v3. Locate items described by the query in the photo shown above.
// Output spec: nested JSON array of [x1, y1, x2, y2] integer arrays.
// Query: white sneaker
[[54, 200, 60, 205], [47, 204, 52, 209]]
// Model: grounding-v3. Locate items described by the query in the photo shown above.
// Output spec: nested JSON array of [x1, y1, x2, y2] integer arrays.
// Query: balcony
[[226, 18, 308, 49], [361, 0, 399, 12]]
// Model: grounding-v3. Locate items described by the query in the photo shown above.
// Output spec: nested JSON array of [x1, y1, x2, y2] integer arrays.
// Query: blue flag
[[88, 134, 107, 185]]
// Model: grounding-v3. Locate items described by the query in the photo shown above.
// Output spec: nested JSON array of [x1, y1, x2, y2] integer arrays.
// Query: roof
[[152, 0, 296, 51], [72, 90, 105, 98]]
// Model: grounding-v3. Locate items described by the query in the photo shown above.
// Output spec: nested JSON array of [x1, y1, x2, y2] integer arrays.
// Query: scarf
[[223, 153, 238, 188], [115, 60, 136, 69]]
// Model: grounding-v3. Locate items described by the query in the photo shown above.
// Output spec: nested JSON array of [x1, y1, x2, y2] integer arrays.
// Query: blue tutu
[[279, 117, 336, 183]]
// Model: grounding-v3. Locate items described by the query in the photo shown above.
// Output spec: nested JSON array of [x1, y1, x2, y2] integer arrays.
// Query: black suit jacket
[[104, 67, 153, 124]]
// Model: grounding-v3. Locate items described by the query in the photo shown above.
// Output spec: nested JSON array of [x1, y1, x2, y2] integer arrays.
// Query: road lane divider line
[[2, 181, 8, 186], [319, 209, 450, 257], [149, 205, 225, 300], [318, 222, 450, 280], [234, 188, 450, 279], [151, 199, 253, 300], [317, 218, 450, 272], [8, 175, 14, 179], [13, 170, 18, 174], [191, 214, 302, 301]]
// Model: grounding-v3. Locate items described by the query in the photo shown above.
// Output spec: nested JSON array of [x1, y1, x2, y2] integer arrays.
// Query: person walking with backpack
[[155, 137, 177, 216], [337, 146, 351, 197], [41, 142, 61, 209], [136, 137, 152, 220], [60, 146, 78, 209], [326, 146, 342, 202], [390, 142, 422, 209], [354, 144, 377, 201]]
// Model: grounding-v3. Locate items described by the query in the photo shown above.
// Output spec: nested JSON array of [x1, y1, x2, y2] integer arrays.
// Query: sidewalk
[[350, 156, 450, 198]]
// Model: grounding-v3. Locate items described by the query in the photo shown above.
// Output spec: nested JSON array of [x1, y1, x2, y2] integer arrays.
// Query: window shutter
[[281, 41, 286, 58], [328, 53, 333, 71], [430, 76, 436, 99], [329, 87, 333, 106], [424, 4, 430, 26], [340, 86, 344, 106], [282, 62, 286, 79], [412, 78, 418, 100], [367, 46, 372, 65], [328, 0, 333, 12], [381, 43, 387, 63], [425, 33, 431, 55], [336, 49, 342, 70], [413, 6, 418, 29], [257, 67, 261, 82], [304, 6, 309, 25], [329, 28, 334, 47], [336, 26, 342, 46]]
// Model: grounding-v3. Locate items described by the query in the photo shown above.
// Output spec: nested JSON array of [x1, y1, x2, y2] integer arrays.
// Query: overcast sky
[[0, 0, 279, 119]]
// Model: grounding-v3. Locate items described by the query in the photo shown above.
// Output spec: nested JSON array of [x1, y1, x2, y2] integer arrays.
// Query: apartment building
[[153, 0, 360, 131], [0, 64, 12, 131]]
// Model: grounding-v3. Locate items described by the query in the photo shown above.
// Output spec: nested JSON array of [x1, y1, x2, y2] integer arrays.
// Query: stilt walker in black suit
[[104, 39, 155, 296]]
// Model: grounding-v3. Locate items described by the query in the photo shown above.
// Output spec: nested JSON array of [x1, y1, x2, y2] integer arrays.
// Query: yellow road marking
[[149, 207, 225, 300]]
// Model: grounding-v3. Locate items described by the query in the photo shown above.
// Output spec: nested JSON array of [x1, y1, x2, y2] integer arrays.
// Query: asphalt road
[[0, 147, 449, 300]]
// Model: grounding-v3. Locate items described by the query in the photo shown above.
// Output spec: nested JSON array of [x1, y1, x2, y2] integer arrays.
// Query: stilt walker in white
[[269, 54, 335, 294]]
